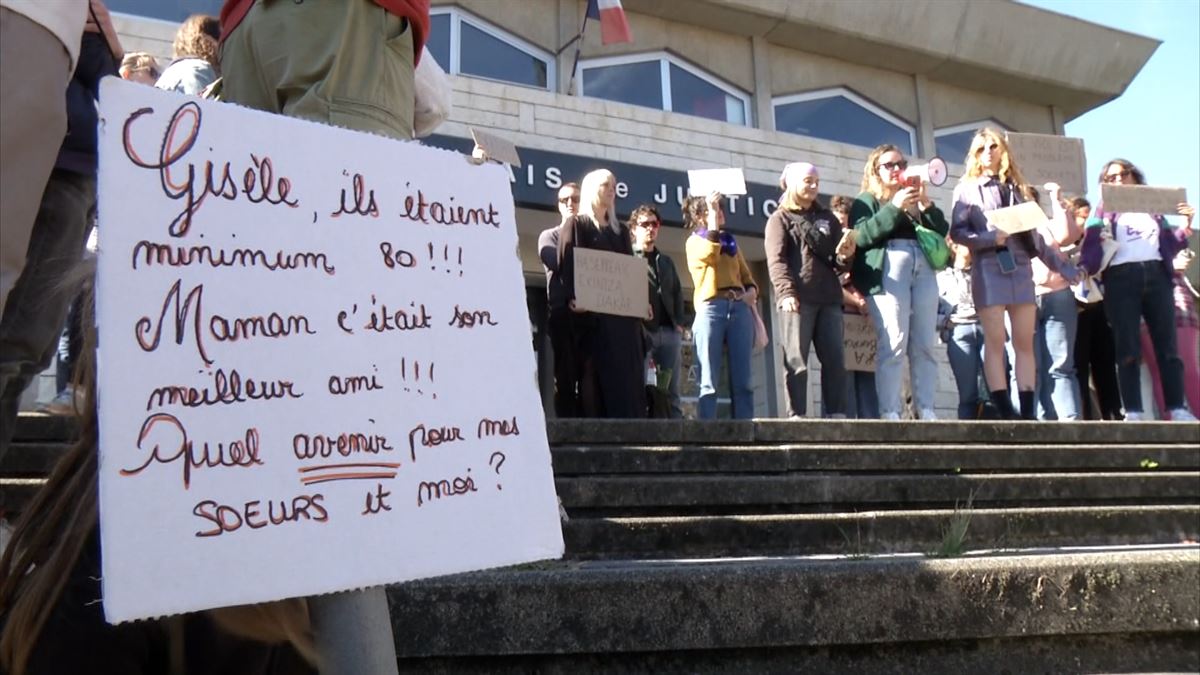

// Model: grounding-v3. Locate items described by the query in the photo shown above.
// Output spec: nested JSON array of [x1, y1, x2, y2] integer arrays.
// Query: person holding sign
[[1080, 159, 1196, 421], [1028, 187, 1084, 420], [685, 192, 758, 419], [556, 169, 647, 418], [1070, 197, 1125, 420], [848, 145, 949, 420], [950, 128, 1077, 420], [765, 162, 850, 418]]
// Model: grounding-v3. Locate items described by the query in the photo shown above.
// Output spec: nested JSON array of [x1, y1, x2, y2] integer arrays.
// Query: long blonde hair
[[579, 169, 619, 230], [859, 144, 904, 201], [0, 273, 316, 674], [963, 127, 1036, 201]]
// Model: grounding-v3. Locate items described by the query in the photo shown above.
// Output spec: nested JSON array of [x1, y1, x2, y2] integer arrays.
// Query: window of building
[[579, 53, 750, 126], [428, 8, 553, 90], [108, 0, 221, 24], [773, 88, 915, 155], [934, 121, 1010, 164]]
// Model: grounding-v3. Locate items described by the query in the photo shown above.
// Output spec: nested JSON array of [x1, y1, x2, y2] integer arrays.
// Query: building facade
[[107, 0, 1156, 418]]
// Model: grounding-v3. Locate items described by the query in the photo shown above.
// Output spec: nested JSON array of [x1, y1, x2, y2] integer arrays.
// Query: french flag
[[587, 0, 633, 45]]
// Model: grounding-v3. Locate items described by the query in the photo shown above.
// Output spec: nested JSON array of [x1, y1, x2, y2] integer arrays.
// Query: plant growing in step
[[928, 491, 976, 558]]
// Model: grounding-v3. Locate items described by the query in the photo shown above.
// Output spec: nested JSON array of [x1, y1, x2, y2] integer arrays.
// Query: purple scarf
[[694, 229, 738, 257]]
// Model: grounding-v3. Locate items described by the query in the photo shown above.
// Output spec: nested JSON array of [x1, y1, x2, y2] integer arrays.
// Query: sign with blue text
[[95, 79, 564, 623]]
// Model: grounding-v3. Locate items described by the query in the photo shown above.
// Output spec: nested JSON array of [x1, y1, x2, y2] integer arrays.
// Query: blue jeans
[[1102, 261, 1186, 413], [646, 326, 683, 419], [693, 297, 754, 419], [828, 370, 878, 419], [947, 322, 986, 419], [1035, 287, 1081, 420], [866, 239, 940, 417]]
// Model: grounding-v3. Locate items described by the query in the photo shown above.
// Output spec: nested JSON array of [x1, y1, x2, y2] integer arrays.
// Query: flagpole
[[566, 2, 591, 96]]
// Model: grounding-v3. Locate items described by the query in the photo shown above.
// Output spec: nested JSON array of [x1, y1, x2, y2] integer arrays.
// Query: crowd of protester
[[0, 0, 1196, 670]]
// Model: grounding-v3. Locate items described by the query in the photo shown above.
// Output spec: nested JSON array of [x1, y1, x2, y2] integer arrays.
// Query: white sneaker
[[1169, 408, 1198, 422], [919, 409, 939, 421], [881, 412, 901, 421], [1124, 411, 1144, 421]]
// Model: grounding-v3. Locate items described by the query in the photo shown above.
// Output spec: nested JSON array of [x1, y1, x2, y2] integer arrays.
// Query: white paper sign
[[687, 168, 747, 196], [573, 248, 648, 319], [1004, 132, 1087, 197], [96, 79, 563, 623], [843, 312, 876, 373], [984, 201, 1050, 235], [1100, 184, 1187, 215]]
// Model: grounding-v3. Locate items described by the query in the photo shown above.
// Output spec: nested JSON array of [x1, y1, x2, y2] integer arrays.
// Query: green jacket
[[849, 191, 949, 296]]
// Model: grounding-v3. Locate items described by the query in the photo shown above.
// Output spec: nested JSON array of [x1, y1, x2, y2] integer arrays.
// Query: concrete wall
[[926, 80, 1057, 135]]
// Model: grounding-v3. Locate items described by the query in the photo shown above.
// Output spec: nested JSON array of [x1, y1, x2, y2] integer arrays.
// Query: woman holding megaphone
[[848, 145, 950, 420], [950, 128, 1078, 420]]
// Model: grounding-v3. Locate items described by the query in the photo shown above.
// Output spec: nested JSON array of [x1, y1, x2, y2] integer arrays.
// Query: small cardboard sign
[[1100, 184, 1186, 215], [1004, 132, 1086, 197], [573, 248, 648, 319], [843, 312, 876, 373], [687, 168, 747, 197], [96, 79, 562, 623], [470, 127, 522, 168], [985, 201, 1050, 235]]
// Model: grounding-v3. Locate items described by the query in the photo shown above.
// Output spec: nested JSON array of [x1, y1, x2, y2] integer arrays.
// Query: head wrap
[[779, 162, 819, 191]]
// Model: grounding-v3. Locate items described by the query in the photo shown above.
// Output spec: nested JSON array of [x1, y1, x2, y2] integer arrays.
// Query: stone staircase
[[3, 415, 1199, 673]]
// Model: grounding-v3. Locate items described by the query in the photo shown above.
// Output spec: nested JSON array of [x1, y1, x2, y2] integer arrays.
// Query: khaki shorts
[[220, 0, 416, 140]]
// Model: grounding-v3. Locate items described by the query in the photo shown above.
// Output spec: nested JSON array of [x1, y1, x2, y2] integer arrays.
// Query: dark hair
[[829, 195, 852, 215], [1070, 196, 1090, 210], [1099, 158, 1145, 186], [628, 204, 660, 229], [681, 195, 711, 232]]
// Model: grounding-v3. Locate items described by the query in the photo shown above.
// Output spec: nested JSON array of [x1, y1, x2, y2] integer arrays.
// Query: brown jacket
[[764, 205, 845, 306]]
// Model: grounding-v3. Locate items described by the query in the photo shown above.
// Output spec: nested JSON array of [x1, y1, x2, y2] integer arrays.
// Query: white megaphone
[[903, 156, 948, 187]]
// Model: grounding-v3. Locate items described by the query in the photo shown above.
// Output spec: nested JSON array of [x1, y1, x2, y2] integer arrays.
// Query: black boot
[[990, 389, 1015, 419], [1018, 390, 1036, 420]]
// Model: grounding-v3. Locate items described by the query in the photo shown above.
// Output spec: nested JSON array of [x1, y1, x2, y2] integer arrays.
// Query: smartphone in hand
[[996, 247, 1017, 275]]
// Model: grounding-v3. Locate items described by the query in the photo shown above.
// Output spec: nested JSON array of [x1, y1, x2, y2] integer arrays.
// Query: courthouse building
[[109, 0, 1156, 418]]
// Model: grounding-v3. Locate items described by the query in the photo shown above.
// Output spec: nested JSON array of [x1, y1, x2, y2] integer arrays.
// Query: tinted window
[[669, 64, 744, 125], [428, 13, 451, 72], [936, 129, 980, 164], [460, 22, 547, 88], [583, 61, 663, 110], [775, 95, 912, 154], [108, 0, 221, 24]]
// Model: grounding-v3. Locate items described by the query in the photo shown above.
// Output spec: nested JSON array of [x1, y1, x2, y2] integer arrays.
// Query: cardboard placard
[[1004, 132, 1086, 197], [1100, 184, 1187, 215], [573, 248, 648, 319], [96, 79, 563, 623], [687, 167, 747, 196], [843, 312, 877, 373], [470, 127, 522, 168], [984, 201, 1050, 235]]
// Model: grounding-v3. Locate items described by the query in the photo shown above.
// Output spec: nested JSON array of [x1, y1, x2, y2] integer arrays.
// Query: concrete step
[[384, 548, 1200, 673], [556, 471, 1200, 512], [562, 505, 1200, 559], [551, 443, 1200, 474]]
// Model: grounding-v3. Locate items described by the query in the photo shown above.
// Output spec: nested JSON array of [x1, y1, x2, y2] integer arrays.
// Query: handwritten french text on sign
[[985, 201, 1050, 235], [1100, 184, 1187, 216], [843, 312, 877, 373], [95, 79, 563, 623], [573, 248, 648, 319], [1004, 132, 1086, 198]]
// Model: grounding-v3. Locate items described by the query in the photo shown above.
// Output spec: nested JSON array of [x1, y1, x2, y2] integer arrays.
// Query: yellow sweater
[[685, 233, 756, 307]]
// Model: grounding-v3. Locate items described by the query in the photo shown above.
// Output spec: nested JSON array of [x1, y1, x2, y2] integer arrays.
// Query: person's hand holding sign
[[1178, 202, 1195, 237]]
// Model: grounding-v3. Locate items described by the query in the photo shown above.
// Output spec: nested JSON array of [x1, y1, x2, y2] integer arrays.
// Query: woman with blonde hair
[[555, 169, 646, 417], [950, 128, 1077, 419], [155, 14, 220, 95], [848, 144, 949, 420]]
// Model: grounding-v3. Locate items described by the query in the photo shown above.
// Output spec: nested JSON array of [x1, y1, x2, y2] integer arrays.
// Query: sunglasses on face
[[880, 160, 908, 172], [637, 220, 660, 229], [558, 196, 580, 205], [1103, 169, 1132, 183], [974, 142, 1000, 154]]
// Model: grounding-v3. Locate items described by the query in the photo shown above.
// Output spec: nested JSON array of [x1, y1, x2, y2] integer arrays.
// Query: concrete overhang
[[622, 0, 1159, 121]]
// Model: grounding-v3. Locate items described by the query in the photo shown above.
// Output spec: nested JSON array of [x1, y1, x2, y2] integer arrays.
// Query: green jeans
[[220, 0, 416, 140]]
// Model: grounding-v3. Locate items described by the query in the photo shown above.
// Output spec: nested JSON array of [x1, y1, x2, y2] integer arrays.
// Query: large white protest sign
[[573, 248, 648, 319], [1004, 132, 1087, 197], [1100, 184, 1187, 215], [843, 313, 876, 373], [96, 79, 563, 623], [984, 201, 1050, 235]]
